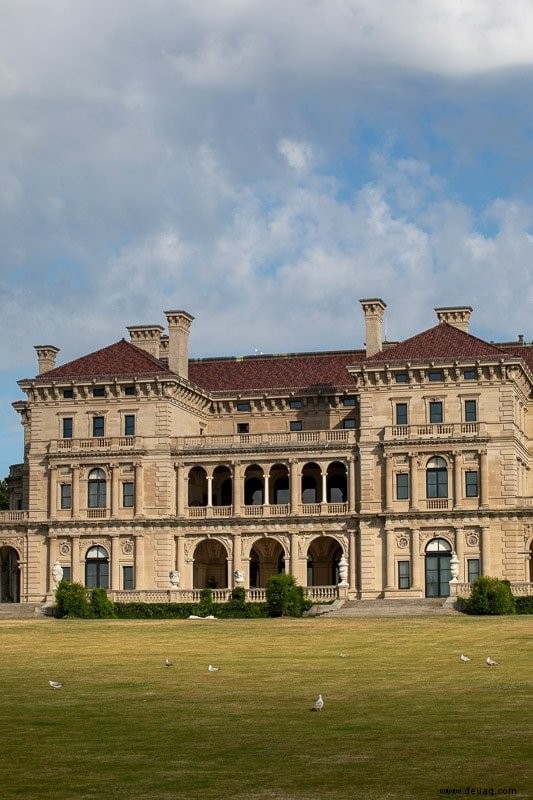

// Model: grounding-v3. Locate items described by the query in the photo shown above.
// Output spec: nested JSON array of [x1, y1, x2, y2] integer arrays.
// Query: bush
[[198, 587, 214, 616], [90, 587, 117, 618], [515, 595, 533, 614], [54, 580, 92, 618], [265, 574, 307, 617], [466, 577, 516, 615]]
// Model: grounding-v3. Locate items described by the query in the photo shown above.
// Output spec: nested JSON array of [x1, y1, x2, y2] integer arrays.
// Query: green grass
[[0, 616, 531, 800]]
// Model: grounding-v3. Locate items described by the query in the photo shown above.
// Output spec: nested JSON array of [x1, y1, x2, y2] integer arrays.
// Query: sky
[[1, 0, 533, 478]]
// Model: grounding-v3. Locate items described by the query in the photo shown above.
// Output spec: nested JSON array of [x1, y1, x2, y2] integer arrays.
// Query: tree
[[0, 479, 8, 511]]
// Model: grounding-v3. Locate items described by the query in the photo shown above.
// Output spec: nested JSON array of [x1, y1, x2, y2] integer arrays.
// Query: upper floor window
[[426, 456, 448, 498], [122, 482, 134, 508], [429, 401, 443, 424], [396, 473, 409, 500], [237, 423, 249, 434], [343, 418, 357, 429], [237, 401, 251, 412], [62, 417, 73, 439], [63, 389, 74, 399], [465, 470, 479, 497], [124, 415, 135, 436], [394, 373, 408, 384], [289, 399, 303, 409], [463, 369, 477, 380], [92, 386, 105, 397], [92, 416, 105, 437], [60, 484, 72, 510], [88, 468, 106, 508], [342, 397, 356, 406], [398, 560, 410, 589], [395, 403, 408, 426], [290, 421, 303, 432], [428, 370, 444, 382], [464, 400, 477, 422], [124, 385, 135, 396]]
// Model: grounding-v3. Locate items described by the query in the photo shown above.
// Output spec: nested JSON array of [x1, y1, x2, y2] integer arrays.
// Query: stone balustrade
[[174, 428, 357, 452], [385, 422, 482, 441]]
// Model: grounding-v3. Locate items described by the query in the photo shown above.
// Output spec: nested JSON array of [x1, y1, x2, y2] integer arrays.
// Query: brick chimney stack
[[359, 299, 387, 357], [34, 345, 60, 375], [434, 306, 473, 332], [164, 311, 194, 379]]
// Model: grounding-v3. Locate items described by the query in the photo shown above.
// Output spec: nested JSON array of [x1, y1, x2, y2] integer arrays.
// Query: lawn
[[0, 615, 531, 800]]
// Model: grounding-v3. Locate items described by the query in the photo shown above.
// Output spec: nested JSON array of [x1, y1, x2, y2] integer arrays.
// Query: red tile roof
[[34, 340, 174, 381], [366, 322, 508, 364], [499, 343, 533, 373]]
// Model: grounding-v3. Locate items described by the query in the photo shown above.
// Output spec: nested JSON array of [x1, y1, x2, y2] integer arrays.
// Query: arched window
[[88, 468, 107, 508], [426, 457, 448, 498], [85, 545, 109, 589]]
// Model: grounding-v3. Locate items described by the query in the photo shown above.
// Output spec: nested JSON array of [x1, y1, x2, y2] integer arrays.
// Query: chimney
[[164, 310, 194, 379], [359, 299, 387, 357], [126, 325, 164, 359], [434, 306, 472, 332], [34, 345, 60, 375]]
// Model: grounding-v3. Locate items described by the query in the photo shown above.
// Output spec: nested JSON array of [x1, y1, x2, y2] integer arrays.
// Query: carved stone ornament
[[59, 541, 71, 556], [466, 534, 479, 547], [169, 570, 180, 587], [233, 569, 245, 586], [51, 560, 64, 586], [122, 539, 134, 555], [396, 535, 409, 549], [337, 556, 349, 585]]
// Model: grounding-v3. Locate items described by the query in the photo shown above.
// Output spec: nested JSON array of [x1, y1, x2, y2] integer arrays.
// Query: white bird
[[165, 658, 173, 667], [204, 615, 216, 620], [208, 664, 220, 672], [339, 652, 350, 658], [48, 681, 63, 689], [311, 693, 324, 711], [460, 654, 471, 662], [486, 657, 498, 667], [188, 614, 202, 619]]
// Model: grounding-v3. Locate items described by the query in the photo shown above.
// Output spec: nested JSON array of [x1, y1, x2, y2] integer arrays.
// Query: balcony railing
[[425, 499, 450, 510], [185, 502, 348, 519], [48, 436, 142, 454], [0, 511, 28, 523], [174, 429, 356, 452], [386, 422, 482, 441], [110, 585, 340, 604]]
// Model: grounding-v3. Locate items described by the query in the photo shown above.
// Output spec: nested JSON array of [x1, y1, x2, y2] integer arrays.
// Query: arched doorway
[[85, 545, 110, 589], [249, 538, 286, 588], [193, 540, 228, 589], [0, 546, 20, 602], [425, 538, 452, 597], [306, 536, 343, 586]]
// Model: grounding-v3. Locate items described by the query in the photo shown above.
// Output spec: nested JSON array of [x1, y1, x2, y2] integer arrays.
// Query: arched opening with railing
[[193, 539, 229, 589]]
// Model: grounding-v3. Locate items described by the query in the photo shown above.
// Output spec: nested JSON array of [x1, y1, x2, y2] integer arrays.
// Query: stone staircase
[[0, 603, 47, 620], [319, 597, 460, 618]]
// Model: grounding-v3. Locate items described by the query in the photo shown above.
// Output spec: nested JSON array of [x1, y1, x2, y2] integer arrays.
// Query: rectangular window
[[60, 484, 72, 509], [396, 473, 409, 500], [464, 399, 477, 422], [467, 559, 480, 583], [237, 401, 251, 412], [429, 401, 443, 424], [289, 399, 303, 409], [428, 370, 444, 382], [123, 482, 134, 508], [237, 423, 249, 434], [342, 396, 356, 406], [398, 561, 410, 589], [62, 389, 73, 399], [124, 385, 135, 396], [92, 386, 105, 397], [123, 565, 135, 590], [290, 420, 302, 431], [124, 414, 135, 436], [62, 417, 73, 439], [394, 373, 408, 383], [463, 369, 477, 380], [395, 403, 408, 426], [92, 416, 105, 437], [343, 418, 357, 429], [62, 566, 71, 583], [465, 470, 479, 497]]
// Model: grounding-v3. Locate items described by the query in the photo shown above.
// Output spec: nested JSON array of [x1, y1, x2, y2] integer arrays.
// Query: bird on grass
[[165, 658, 173, 667], [486, 657, 498, 667], [311, 694, 324, 711], [208, 664, 220, 672], [339, 652, 350, 658], [460, 654, 471, 662], [48, 681, 63, 689]]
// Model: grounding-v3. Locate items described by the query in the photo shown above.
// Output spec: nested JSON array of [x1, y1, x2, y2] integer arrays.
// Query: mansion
[[1, 299, 532, 606]]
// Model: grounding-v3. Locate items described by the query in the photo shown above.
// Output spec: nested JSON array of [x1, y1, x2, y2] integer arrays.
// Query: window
[[394, 373, 408, 383], [63, 389, 73, 399], [429, 401, 443, 424], [398, 561, 410, 589], [60, 484, 72, 509], [92, 386, 105, 397], [290, 420, 302, 431], [62, 417, 73, 439], [467, 559, 480, 583], [88, 468, 106, 508], [396, 473, 409, 500], [465, 470, 479, 497], [123, 565, 134, 590], [426, 456, 448, 498], [124, 385, 135, 396], [92, 416, 105, 437], [395, 403, 408, 426], [464, 399, 477, 422], [342, 396, 356, 406], [428, 370, 444, 382], [124, 414, 135, 436], [123, 482, 134, 508], [85, 545, 109, 589], [290, 399, 303, 409], [237, 423, 249, 434], [62, 566, 71, 582], [343, 418, 356, 429], [237, 401, 251, 412], [463, 369, 477, 380]]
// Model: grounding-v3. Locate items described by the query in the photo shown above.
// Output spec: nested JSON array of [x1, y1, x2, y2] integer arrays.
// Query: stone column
[[453, 451, 462, 509], [480, 524, 491, 576], [410, 527, 421, 591], [290, 460, 299, 514], [49, 465, 57, 518], [480, 450, 489, 508], [349, 529, 357, 595], [110, 534, 121, 590], [384, 454, 392, 511], [263, 467, 269, 506], [454, 526, 464, 582], [175, 462, 184, 517], [71, 536, 82, 584], [71, 465, 80, 518], [233, 462, 243, 514], [321, 469, 327, 505], [134, 534, 145, 590], [290, 532, 299, 583], [207, 474, 213, 507], [409, 453, 419, 511], [111, 464, 119, 517], [347, 458, 356, 512], [134, 463, 143, 517], [385, 525, 395, 590], [233, 531, 242, 586], [176, 533, 185, 574]]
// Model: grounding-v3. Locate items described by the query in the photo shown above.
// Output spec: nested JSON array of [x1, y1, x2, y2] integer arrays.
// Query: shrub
[[198, 587, 214, 616], [466, 577, 516, 615], [54, 580, 92, 618], [515, 595, 533, 614], [90, 587, 117, 618], [265, 574, 307, 617]]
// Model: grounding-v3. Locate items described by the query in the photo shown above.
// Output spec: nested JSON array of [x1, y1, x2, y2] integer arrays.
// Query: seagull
[[208, 664, 220, 672], [165, 658, 173, 667], [486, 657, 498, 667], [48, 681, 63, 689], [339, 652, 350, 658], [460, 654, 471, 662], [311, 693, 324, 711]]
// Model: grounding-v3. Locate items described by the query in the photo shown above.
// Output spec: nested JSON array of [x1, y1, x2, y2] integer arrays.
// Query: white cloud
[[278, 138, 313, 171]]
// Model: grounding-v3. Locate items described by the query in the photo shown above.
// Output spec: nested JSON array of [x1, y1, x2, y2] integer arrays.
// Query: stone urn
[[449, 551, 460, 583], [169, 570, 180, 588]]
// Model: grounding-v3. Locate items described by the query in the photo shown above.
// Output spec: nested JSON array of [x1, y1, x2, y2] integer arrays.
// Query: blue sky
[[1, 0, 532, 478]]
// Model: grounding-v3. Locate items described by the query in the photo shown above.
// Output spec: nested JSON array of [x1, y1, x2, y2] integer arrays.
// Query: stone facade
[[1, 300, 532, 604]]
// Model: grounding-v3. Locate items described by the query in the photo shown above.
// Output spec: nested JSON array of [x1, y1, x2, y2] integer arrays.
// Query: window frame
[[289, 399, 303, 410], [342, 396, 356, 407], [92, 416, 105, 437], [60, 483, 72, 510], [396, 473, 409, 500], [465, 470, 479, 497], [290, 420, 303, 432], [122, 481, 134, 508], [92, 386, 105, 398], [429, 400, 443, 424], [426, 457, 448, 499], [467, 558, 480, 583], [394, 372, 408, 384], [124, 414, 135, 436], [464, 399, 477, 422], [342, 418, 357, 429], [428, 369, 444, 382], [88, 468, 107, 509], [395, 402, 408, 426], [236, 422, 249, 434], [62, 417, 73, 439], [398, 560, 410, 589], [236, 401, 251, 412], [122, 565, 135, 590]]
